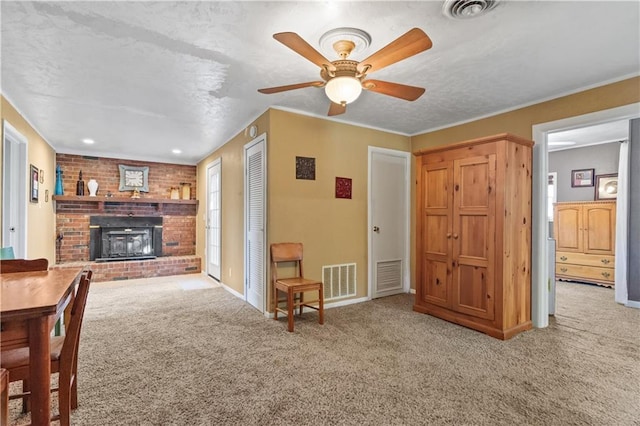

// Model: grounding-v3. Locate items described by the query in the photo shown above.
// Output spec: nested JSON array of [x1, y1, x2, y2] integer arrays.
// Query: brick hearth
[[51, 256, 201, 283]]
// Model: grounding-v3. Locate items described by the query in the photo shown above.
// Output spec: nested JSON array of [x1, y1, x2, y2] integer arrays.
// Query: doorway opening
[[531, 102, 639, 327], [2, 120, 28, 258]]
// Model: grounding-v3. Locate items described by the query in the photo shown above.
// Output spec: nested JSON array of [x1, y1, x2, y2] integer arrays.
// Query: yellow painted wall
[[412, 77, 640, 151], [0, 96, 57, 262], [196, 108, 410, 305], [268, 109, 410, 300], [409, 76, 640, 290], [196, 110, 271, 294]]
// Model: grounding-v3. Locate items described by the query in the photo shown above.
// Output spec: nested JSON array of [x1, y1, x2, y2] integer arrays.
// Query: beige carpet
[[8, 276, 640, 425]]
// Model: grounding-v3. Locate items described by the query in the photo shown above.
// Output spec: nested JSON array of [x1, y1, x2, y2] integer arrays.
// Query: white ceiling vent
[[442, 0, 501, 19]]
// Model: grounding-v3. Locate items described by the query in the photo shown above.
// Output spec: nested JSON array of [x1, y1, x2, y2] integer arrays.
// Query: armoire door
[[583, 204, 616, 255], [451, 154, 496, 320], [554, 204, 583, 253], [420, 161, 453, 308]]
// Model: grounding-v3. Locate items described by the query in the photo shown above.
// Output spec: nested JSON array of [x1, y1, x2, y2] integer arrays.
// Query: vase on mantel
[[87, 179, 98, 197]]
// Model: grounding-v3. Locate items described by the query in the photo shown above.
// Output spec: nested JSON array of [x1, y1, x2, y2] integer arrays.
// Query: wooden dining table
[[0, 267, 83, 425]]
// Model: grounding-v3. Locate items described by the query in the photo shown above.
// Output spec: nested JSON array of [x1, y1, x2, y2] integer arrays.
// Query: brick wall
[[56, 154, 196, 199], [55, 154, 198, 265]]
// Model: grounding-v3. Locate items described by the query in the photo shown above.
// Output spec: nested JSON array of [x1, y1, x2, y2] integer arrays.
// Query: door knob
[[9, 227, 16, 232], [373, 226, 380, 233]]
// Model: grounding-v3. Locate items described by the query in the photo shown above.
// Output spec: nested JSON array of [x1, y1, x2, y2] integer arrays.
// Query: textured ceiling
[[2, 1, 639, 164]]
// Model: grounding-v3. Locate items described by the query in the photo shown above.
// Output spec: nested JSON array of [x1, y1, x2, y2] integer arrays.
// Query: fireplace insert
[[89, 216, 162, 262]]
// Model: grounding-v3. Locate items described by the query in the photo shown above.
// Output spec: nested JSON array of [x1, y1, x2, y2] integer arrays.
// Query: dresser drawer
[[556, 252, 615, 268], [556, 264, 614, 283]]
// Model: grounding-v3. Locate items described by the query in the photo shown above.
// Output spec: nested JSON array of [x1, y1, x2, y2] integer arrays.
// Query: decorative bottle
[[54, 164, 64, 195], [87, 179, 99, 197], [76, 170, 85, 196]]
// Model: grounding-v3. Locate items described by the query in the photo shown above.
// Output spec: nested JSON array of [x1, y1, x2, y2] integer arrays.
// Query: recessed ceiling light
[[172, 149, 182, 154], [548, 141, 577, 147], [82, 138, 95, 144]]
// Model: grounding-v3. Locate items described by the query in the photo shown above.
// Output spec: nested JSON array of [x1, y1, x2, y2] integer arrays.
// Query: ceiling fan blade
[[273, 32, 335, 70], [328, 102, 346, 116], [258, 81, 324, 94], [362, 80, 425, 101], [357, 28, 432, 74]]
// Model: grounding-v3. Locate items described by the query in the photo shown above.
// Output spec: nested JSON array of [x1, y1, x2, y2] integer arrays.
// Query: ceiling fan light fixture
[[325, 76, 362, 105]]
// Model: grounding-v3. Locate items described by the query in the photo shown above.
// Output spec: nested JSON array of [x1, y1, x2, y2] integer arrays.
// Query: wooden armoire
[[414, 133, 533, 340]]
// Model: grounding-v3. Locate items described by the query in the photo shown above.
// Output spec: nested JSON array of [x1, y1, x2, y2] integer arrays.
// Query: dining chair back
[[1, 270, 92, 426], [270, 242, 324, 332], [0, 258, 48, 273]]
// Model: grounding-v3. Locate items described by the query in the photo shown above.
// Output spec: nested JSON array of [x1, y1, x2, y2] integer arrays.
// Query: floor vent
[[322, 263, 356, 300]]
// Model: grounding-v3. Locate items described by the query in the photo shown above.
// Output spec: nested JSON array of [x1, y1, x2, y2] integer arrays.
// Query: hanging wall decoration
[[30, 164, 39, 202], [295, 156, 315, 180], [119, 165, 149, 192], [335, 177, 352, 199]]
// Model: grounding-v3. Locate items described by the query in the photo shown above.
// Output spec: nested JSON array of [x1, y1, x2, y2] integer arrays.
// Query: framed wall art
[[30, 164, 39, 202], [571, 168, 594, 187], [118, 165, 149, 192], [335, 177, 352, 199], [295, 156, 315, 180], [595, 173, 618, 200]]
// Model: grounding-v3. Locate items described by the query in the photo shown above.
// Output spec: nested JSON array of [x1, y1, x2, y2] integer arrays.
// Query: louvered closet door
[[451, 154, 496, 320], [244, 136, 266, 312], [421, 161, 453, 308]]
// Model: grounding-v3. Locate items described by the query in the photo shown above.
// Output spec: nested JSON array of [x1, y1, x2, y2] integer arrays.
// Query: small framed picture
[[595, 173, 618, 200], [30, 164, 39, 203], [571, 168, 594, 187]]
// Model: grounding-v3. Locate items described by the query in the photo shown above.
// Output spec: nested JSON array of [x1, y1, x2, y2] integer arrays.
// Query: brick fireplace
[[53, 154, 201, 282]]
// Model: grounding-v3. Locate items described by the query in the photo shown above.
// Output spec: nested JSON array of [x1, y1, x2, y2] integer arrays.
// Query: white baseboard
[[264, 296, 369, 318], [217, 280, 244, 300], [409, 288, 416, 294], [325, 296, 369, 309], [625, 300, 640, 309]]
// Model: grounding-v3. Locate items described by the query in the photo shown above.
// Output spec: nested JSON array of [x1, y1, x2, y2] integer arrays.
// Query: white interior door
[[368, 147, 410, 299], [244, 134, 266, 312], [2, 120, 28, 258], [206, 159, 221, 280]]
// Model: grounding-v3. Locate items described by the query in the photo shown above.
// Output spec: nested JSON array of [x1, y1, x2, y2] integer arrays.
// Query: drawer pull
[[560, 267, 568, 273], [602, 272, 611, 278], [601, 259, 610, 265], [560, 256, 567, 261]]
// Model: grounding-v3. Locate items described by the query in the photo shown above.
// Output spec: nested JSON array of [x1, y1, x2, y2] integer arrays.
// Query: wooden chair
[[0, 258, 48, 274], [0, 258, 61, 335], [271, 243, 324, 332], [1, 271, 92, 426]]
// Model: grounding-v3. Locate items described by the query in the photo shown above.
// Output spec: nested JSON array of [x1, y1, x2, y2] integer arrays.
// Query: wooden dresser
[[554, 201, 616, 287], [414, 133, 533, 340]]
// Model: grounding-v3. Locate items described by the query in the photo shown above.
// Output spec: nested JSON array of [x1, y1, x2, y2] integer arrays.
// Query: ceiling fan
[[258, 28, 432, 116]]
